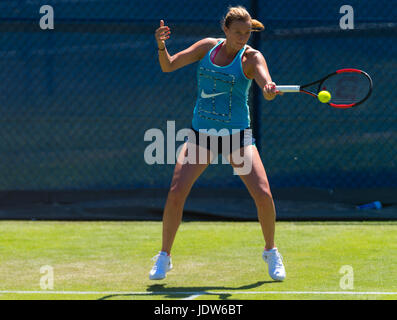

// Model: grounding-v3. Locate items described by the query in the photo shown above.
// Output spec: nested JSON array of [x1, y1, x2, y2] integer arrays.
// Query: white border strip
[[0, 290, 396, 295]]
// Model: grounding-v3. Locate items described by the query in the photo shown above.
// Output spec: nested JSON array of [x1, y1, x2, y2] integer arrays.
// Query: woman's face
[[224, 19, 252, 51]]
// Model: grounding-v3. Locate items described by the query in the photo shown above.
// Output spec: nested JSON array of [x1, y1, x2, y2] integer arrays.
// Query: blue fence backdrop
[[0, 0, 396, 193]]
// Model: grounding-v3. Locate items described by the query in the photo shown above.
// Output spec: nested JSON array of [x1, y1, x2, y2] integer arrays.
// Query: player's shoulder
[[244, 45, 265, 62], [193, 38, 223, 58], [198, 37, 223, 49]]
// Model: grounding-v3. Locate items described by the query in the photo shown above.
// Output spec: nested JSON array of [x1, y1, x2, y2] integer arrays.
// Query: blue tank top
[[192, 39, 252, 135]]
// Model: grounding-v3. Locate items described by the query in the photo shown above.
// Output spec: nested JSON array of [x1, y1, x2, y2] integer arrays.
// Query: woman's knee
[[167, 182, 190, 206], [252, 185, 273, 205]]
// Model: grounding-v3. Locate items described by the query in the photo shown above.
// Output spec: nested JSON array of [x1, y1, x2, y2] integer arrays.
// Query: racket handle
[[276, 85, 300, 93]]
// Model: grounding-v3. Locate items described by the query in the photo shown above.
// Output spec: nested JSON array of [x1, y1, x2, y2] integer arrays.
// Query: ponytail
[[251, 19, 265, 32]]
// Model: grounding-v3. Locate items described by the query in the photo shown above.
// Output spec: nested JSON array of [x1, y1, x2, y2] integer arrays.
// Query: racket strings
[[323, 73, 371, 105]]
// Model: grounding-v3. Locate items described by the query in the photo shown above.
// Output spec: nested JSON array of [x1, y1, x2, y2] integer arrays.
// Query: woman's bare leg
[[229, 145, 276, 250], [161, 142, 214, 254]]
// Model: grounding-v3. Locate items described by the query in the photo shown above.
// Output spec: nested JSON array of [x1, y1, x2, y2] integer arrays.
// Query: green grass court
[[0, 221, 396, 300]]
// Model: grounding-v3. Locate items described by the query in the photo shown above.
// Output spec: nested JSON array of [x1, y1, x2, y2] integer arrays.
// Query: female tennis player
[[150, 6, 286, 281]]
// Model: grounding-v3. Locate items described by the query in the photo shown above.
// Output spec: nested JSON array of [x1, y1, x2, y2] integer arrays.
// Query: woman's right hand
[[263, 82, 283, 100], [155, 20, 171, 50]]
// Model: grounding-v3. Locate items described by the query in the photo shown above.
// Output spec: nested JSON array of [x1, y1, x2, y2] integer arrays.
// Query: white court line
[[181, 294, 203, 300], [0, 290, 396, 296]]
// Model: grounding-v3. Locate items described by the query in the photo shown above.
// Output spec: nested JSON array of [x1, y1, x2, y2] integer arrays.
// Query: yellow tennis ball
[[318, 90, 331, 103]]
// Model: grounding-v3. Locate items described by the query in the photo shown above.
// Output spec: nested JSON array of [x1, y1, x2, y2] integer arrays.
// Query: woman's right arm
[[155, 20, 216, 73]]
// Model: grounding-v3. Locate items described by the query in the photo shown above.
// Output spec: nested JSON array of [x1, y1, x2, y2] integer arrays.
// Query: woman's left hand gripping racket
[[276, 68, 373, 109]]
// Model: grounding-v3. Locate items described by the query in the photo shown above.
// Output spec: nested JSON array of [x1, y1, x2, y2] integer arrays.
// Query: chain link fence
[[0, 0, 396, 197]]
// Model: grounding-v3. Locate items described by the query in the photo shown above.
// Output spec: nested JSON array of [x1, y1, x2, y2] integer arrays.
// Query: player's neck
[[223, 40, 240, 58]]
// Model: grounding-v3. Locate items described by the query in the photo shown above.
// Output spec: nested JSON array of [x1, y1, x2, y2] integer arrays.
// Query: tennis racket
[[276, 68, 373, 109]]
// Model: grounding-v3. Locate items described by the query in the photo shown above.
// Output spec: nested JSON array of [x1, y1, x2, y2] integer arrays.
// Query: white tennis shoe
[[262, 248, 286, 281], [149, 251, 173, 280]]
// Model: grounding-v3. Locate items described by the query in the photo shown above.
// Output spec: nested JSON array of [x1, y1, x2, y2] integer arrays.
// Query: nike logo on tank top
[[192, 40, 252, 135]]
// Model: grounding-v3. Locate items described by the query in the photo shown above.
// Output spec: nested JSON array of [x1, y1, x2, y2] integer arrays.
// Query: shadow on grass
[[98, 280, 279, 300]]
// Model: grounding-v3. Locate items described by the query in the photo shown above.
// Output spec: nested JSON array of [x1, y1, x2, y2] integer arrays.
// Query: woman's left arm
[[251, 51, 282, 101]]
